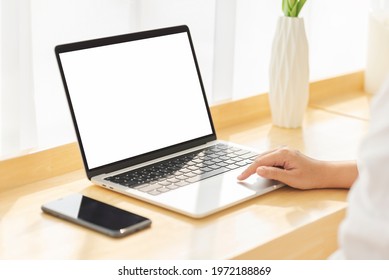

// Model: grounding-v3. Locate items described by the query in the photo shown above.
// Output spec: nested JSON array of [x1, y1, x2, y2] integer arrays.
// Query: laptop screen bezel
[[55, 25, 217, 179]]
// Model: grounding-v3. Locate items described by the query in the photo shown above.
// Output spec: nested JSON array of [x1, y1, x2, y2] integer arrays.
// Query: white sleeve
[[336, 76, 389, 259]]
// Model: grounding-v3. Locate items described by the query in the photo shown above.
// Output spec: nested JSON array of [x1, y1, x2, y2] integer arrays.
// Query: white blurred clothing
[[333, 76, 389, 259]]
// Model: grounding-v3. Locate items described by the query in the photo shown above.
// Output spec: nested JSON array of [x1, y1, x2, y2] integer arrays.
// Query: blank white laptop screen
[[59, 32, 213, 169]]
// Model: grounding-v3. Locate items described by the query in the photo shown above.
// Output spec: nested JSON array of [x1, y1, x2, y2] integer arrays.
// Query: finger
[[237, 161, 259, 180], [256, 166, 289, 183], [237, 148, 282, 180], [253, 148, 291, 168]]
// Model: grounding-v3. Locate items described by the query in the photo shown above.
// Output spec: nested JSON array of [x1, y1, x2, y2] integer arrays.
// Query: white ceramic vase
[[269, 16, 309, 128], [365, 11, 389, 94]]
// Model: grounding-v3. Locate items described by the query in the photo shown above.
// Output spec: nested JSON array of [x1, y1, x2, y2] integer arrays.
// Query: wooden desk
[[0, 72, 369, 259]]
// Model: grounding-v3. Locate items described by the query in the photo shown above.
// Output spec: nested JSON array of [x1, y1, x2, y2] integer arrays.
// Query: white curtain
[[0, 0, 368, 159], [0, 0, 133, 159], [0, 0, 37, 159]]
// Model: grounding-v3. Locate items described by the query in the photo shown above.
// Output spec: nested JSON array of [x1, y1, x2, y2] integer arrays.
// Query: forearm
[[320, 161, 358, 189]]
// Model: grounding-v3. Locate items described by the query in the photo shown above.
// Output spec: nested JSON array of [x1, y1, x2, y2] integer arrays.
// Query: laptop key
[[239, 151, 259, 159], [148, 190, 161, 196], [187, 165, 199, 171], [199, 167, 213, 172], [157, 187, 170, 193], [211, 158, 222, 163], [180, 168, 191, 173], [225, 164, 240, 170], [167, 184, 180, 190], [191, 169, 203, 175], [184, 172, 197, 178], [138, 184, 160, 192], [175, 181, 190, 187], [235, 160, 250, 167], [121, 180, 139, 187], [208, 164, 221, 170], [216, 162, 228, 167], [185, 167, 230, 184], [167, 177, 180, 183], [176, 175, 188, 181], [234, 150, 250, 156], [158, 180, 172, 186], [173, 171, 183, 176]]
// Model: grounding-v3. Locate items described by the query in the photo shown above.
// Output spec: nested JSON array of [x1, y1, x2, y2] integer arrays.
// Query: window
[[0, 0, 369, 159]]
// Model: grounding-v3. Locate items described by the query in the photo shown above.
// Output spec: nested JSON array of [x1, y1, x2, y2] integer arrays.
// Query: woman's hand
[[237, 147, 357, 189]]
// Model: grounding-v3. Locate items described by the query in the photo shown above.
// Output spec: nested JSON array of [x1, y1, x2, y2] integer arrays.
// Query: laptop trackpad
[[152, 168, 282, 218], [238, 176, 282, 192]]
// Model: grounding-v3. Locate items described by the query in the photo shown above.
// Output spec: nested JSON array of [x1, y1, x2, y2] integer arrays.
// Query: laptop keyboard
[[105, 143, 258, 196]]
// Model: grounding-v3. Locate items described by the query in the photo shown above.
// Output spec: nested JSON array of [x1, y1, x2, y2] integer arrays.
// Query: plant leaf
[[282, 0, 289, 16], [288, 0, 296, 10], [290, 0, 298, 17], [296, 0, 307, 17]]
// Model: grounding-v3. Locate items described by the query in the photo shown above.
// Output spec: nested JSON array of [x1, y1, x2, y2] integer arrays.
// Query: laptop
[[55, 25, 283, 218]]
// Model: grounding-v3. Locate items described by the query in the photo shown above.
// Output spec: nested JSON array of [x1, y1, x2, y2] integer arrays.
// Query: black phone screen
[[76, 195, 147, 230], [42, 194, 151, 236]]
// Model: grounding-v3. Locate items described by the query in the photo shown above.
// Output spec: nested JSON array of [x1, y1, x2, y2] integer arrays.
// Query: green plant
[[282, 0, 307, 17]]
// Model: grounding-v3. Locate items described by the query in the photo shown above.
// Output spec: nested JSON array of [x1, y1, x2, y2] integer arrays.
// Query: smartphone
[[41, 193, 151, 238]]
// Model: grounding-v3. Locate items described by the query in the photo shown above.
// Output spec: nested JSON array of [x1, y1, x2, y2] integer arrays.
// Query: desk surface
[[0, 75, 370, 259]]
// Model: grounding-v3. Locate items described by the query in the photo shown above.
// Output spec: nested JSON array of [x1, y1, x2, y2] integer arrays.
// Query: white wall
[[232, 0, 369, 100]]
